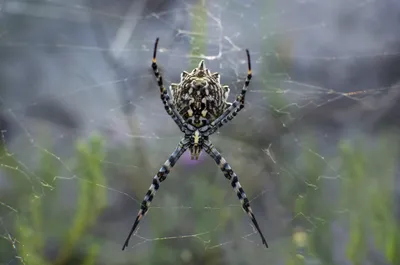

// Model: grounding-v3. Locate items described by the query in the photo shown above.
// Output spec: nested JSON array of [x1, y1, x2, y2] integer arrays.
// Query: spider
[[122, 38, 268, 250]]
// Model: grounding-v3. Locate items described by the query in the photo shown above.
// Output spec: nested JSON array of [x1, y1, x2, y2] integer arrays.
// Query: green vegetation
[[0, 134, 106, 265], [189, 0, 208, 69], [2, 125, 398, 265]]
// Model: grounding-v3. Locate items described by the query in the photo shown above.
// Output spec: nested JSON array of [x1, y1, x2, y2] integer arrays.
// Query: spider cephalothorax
[[170, 60, 230, 127], [122, 38, 268, 251]]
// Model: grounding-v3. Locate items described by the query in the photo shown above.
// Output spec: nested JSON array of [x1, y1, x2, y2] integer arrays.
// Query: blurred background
[[0, 0, 400, 264]]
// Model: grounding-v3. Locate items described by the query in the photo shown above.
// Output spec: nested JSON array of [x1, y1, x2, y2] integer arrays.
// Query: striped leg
[[122, 138, 189, 250], [210, 49, 252, 130], [203, 140, 268, 248], [151, 38, 186, 132]]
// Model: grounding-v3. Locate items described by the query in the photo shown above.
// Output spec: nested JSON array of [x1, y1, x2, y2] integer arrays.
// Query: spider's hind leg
[[122, 138, 189, 250], [202, 139, 268, 248]]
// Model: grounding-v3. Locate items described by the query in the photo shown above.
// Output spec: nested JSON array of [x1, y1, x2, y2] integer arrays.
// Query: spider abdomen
[[170, 60, 230, 127]]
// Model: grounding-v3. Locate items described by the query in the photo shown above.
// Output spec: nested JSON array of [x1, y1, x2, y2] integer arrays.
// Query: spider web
[[0, 0, 399, 264]]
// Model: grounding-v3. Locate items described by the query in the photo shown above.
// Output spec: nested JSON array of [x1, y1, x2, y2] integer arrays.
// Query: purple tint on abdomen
[[181, 150, 206, 165]]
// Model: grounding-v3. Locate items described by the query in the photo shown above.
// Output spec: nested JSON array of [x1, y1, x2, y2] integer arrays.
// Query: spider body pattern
[[171, 61, 230, 128], [122, 38, 268, 250]]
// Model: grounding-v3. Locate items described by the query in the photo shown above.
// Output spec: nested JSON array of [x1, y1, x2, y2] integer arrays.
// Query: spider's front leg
[[202, 139, 268, 248], [122, 137, 190, 250], [209, 49, 252, 131], [151, 38, 187, 132]]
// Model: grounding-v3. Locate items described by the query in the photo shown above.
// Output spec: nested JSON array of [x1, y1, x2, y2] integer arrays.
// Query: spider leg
[[122, 137, 189, 250], [209, 49, 252, 131], [151, 38, 187, 132], [203, 139, 268, 248]]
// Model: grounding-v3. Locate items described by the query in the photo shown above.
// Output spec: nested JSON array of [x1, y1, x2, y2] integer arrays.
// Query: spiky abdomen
[[174, 84, 225, 126]]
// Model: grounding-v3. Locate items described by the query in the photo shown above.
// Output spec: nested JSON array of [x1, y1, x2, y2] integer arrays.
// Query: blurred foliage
[[280, 132, 400, 265], [189, 0, 207, 69], [340, 134, 400, 265], [0, 134, 106, 265]]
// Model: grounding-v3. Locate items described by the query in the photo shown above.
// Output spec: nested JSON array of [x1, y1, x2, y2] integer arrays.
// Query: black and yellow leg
[[151, 38, 187, 131], [122, 138, 189, 250], [203, 140, 268, 248], [209, 49, 252, 130]]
